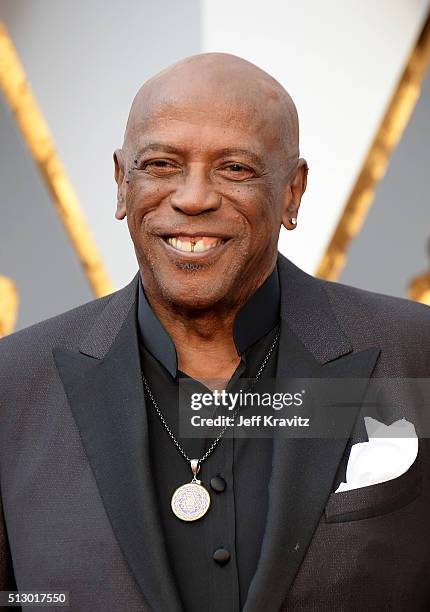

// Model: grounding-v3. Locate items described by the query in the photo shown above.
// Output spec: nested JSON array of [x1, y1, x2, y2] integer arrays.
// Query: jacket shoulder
[[0, 290, 115, 364], [279, 254, 430, 330], [322, 277, 430, 327], [320, 278, 430, 374]]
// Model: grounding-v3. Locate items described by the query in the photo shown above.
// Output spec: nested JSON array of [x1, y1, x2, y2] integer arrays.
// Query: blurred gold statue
[[0, 275, 19, 337]]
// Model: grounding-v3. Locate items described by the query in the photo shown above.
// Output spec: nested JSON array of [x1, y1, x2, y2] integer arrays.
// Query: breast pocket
[[324, 442, 423, 523]]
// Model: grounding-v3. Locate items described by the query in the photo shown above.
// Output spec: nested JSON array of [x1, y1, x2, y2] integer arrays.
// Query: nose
[[169, 166, 221, 215]]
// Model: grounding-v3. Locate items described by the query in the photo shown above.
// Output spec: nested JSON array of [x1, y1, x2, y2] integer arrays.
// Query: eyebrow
[[134, 144, 264, 166], [135, 143, 182, 157], [215, 147, 264, 165]]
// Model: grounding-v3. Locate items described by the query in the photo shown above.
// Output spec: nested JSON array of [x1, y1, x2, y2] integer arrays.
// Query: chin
[[140, 242, 247, 309], [158, 274, 233, 311]]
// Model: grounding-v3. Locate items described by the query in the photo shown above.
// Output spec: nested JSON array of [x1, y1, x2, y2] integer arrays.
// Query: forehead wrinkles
[[146, 96, 266, 130], [126, 95, 284, 160]]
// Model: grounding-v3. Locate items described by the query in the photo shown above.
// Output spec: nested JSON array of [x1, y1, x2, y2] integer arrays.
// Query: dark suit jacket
[[1, 255, 430, 612]]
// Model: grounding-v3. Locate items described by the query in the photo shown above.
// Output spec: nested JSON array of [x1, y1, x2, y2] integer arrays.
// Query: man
[[1, 53, 430, 612]]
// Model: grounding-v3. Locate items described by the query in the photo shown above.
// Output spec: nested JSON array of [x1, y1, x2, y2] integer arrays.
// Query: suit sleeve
[[0, 484, 17, 591]]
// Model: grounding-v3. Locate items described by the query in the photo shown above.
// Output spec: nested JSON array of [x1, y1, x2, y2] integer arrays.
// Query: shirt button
[[213, 547, 231, 565], [210, 475, 226, 492]]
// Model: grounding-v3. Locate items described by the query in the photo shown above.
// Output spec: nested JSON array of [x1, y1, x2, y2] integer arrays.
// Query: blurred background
[[0, 0, 429, 335]]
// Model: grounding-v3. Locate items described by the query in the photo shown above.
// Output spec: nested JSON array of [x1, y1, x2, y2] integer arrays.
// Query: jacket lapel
[[243, 255, 381, 612], [53, 272, 183, 612]]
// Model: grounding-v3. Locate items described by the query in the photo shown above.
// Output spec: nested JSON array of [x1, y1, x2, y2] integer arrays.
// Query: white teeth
[[166, 237, 224, 252], [193, 240, 206, 252]]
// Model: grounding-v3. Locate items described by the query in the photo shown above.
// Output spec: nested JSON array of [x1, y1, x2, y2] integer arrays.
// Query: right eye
[[141, 160, 180, 177]]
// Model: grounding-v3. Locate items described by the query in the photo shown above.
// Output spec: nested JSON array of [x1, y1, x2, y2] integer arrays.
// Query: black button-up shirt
[[137, 266, 281, 612]]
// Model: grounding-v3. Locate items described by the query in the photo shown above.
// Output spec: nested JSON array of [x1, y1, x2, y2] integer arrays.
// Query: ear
[[113, 149, 127, 220], [281, 158, 308, 230]]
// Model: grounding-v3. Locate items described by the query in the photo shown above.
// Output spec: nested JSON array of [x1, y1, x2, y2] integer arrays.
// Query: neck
[[144, 291, 241, 382]]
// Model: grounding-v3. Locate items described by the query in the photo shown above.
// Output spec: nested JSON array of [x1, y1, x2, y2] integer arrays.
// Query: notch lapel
[[243, 255, 381, 612], [53, 272, 183, 612]]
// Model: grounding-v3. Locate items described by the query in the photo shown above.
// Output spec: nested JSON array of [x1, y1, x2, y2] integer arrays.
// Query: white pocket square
[[335, 417, 418, 493]]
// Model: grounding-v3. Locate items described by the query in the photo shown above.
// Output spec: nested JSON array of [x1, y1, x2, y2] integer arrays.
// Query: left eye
[[147, 160, 172, 168], [218, 164, 254, 179]]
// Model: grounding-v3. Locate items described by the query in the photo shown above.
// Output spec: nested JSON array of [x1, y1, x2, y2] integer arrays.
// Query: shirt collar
[[137, 264, 280, 378]]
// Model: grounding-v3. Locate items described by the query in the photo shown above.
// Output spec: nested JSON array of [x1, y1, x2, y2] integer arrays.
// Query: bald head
[[123, 53, 299, 162]]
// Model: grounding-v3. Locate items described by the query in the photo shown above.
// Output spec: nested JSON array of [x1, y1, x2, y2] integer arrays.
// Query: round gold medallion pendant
[[171, 482, 211, 522]]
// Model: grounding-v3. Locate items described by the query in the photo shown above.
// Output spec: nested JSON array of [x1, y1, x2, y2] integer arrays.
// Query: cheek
[[234, 188, 281, 257], [126, 178, 170, 226], [229, 185, 279, 231]]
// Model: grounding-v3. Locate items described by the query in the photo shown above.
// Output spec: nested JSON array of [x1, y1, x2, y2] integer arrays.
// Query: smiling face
[[114, 54, 307, 312]]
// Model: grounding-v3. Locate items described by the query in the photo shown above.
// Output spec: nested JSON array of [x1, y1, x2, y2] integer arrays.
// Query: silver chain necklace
[[142, 327, 280, 522]]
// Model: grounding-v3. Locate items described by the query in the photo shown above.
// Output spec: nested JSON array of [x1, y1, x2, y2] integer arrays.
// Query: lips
[[165, 236, 226, 253]]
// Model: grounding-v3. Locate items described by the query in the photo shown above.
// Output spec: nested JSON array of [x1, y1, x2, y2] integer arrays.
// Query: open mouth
[[163, 236, 227, 253]]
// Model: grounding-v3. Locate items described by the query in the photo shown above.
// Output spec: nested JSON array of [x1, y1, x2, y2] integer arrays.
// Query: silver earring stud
[[291, 218, 297, 225]]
